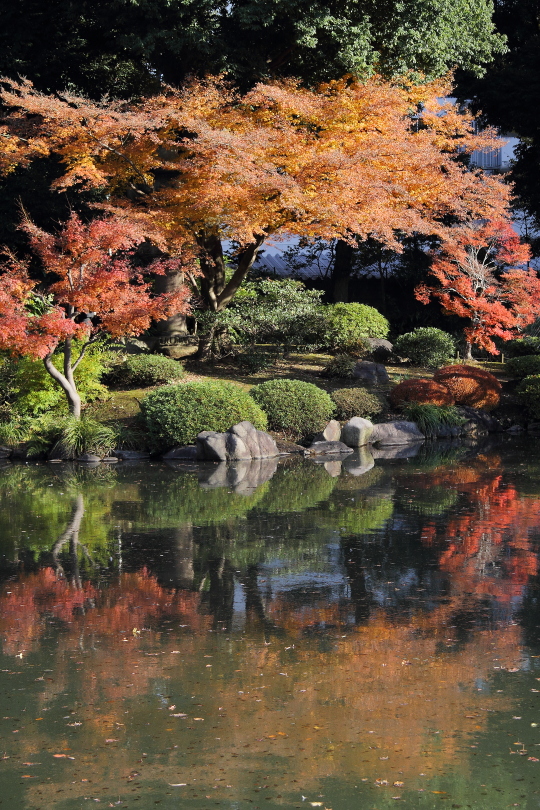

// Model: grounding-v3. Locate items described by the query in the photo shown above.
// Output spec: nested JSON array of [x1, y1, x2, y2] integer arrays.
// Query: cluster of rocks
[[163, 420, 279, 463], [305, 416, 425, 456]]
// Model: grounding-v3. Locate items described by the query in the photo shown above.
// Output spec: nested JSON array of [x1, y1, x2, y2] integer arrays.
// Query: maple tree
[[0, 75, 511, 354], [0, 212, 192, 416], [415, 218, 540, 357]]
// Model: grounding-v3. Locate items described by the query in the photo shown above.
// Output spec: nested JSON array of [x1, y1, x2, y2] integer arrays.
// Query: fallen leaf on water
[[193, 718, 204, 721], [432, 791, 447, 794], [105, 739, 119, 743], [172, 713, 187, 718], [168, 783, 187, 787], [528, 757, 540, 762], [53, 754, 66, 758], [393, 782, 404, 787]]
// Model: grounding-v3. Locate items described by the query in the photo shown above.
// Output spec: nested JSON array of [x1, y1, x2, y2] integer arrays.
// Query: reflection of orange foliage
[[389, 378, 454, 407], [418, 466, 540, 604], [433, 364, 501, 410], [0, 568, 208, 656]]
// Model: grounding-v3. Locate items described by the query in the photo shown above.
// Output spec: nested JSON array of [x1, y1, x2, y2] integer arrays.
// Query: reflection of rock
[[198, 458, 278, 494], [0, 446, 11, 459], [341, 417, 374, 447], [371, 443, 423, 460], [352, 360, 389, 385], [324, 460, 343, 477], [313, 420, 342, 443], [307, 440, 353, 455], [342, 448, 375, 476], [370, 420, 424, 446], [196, 422, 279, 462]]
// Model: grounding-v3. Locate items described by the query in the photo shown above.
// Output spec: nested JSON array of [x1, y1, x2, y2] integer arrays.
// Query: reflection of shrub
[[140, 381, 267, 450], [250, 379, 334, 439], [322, 354, 355, 378], [399, 486, 458, 516], [433, 365, 501, 410], [331, 387, 383, 420], [401, 403, 464, 437], [321, 494, 393, 534], [324, 303, 389, 355], [389, 378, 454, 407], [516, 375, 540, 419], [105, 354, 184, 387], [506, 355, 540, 380], [257, 463, 337, 514], [394, 327, 455, 367]]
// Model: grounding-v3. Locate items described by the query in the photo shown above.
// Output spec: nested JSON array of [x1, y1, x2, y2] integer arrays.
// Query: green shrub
[[401, 403, 464, 437], [197, 279, 326, 354], [323, 303, 389, 355], [322, 354, 356, 378], [140, 381, 267, 450], [506, 355, 540, 379], [250, 379, 334, 439], [516, 375, 540, 419], [1, 342, 109, 417], [394, 327, 455, 367], [506, 336, 540, 357], [331, 387, 383, 420], [104, 354, 185, 388], [236, 350, 278, 374]]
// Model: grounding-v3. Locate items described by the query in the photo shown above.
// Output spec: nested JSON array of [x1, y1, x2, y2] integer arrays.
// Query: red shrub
[[433, 365, 501, 410], [389, 378, 454, 408]]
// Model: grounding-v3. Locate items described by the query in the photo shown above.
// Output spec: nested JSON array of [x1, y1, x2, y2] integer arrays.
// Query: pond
[[2, 438, 540, 809]]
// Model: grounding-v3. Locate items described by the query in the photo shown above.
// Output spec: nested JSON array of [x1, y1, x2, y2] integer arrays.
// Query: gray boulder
[[366, 338, 393, 363], [162, 446, 197, 460], [196, 431, 228, 461], [115, 449, 151, 460], [77, 453, 102, 463], [307, 440, 353, 455], [225, 432, 252, 461], [312, 419, 342, 443], [352, 361, 390, 385], [370, 420, 425, 446], [341, 417, 374, 447]]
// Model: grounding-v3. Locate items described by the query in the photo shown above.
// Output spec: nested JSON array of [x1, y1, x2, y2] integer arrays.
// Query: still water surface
[[2, 440, 540, 809]]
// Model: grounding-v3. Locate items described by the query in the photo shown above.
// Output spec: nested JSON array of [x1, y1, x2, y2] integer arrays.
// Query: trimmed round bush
[[105, 354, 185, 388], [322, 354, 355, 378], [323, 303, 389, 355], [250, 379, 334, 439], [433, 364, 501, 410], [394, 327, 455, 367], [389, 378, 454, 408], [140, 381, 267, 450], [516, 375, 540, 419], [506, 336, 540, 357], [506, 355, 540, 380], [331, 387, 383, 420]]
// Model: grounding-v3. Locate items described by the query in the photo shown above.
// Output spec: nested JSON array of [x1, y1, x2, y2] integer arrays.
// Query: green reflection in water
[[0, 438, 540, 808]]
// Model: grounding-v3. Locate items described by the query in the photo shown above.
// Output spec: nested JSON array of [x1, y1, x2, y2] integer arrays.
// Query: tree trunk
[[332, 239, 355, 302], [464, 341, 473, 361], [195, 229, 265, 359], [44, 342, 82, 418], [154, 267, 190, 353]]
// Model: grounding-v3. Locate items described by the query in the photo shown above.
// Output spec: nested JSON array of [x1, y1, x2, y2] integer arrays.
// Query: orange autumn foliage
[[416, 219, 539, 356], [433, 364, 501, 410], [0, 75, 510, 315], [389, 377, 454, 407]]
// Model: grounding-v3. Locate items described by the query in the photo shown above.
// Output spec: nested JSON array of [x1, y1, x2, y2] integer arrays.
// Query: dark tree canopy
[[457, 0, 540, 230], [0, 0, 505, 98]]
